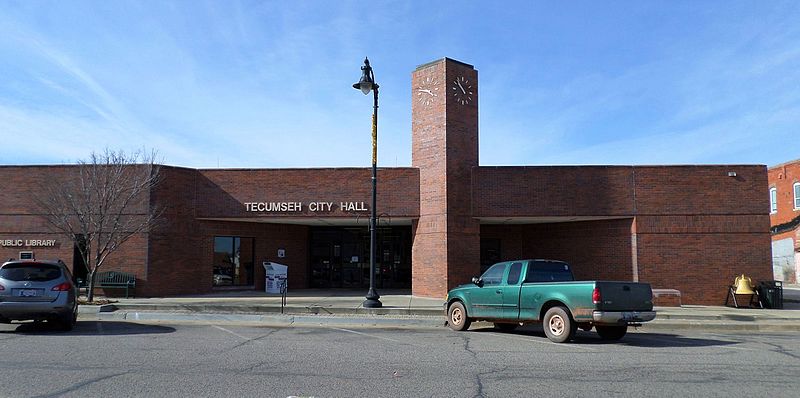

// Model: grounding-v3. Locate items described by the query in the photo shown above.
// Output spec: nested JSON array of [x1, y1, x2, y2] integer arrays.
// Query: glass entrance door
[[309, 227, 410, 289]]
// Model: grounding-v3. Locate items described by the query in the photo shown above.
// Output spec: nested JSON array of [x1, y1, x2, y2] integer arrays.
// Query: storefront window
[[213, 236, 254, 287]]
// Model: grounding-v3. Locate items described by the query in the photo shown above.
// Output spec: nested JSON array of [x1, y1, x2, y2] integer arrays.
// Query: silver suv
[[0, 259, 78, 331]]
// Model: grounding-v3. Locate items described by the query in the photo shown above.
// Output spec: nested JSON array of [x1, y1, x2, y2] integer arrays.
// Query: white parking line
[[715, 345, 755, 351], [331, 327, 421, 347], [212, 325, 251, 341]]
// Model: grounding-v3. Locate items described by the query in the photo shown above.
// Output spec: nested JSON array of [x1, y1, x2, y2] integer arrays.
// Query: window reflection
[[213, 236, 254, 287]]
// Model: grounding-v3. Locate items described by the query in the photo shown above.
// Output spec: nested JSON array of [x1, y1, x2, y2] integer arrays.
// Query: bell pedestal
[[726, 281, 763, 309]]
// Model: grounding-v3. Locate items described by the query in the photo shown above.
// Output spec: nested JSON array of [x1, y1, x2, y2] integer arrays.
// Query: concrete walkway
[[78, 286, 800, 332]]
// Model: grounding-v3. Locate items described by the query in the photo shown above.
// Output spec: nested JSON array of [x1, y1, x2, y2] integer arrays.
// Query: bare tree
[[37, 149, 162, 302]]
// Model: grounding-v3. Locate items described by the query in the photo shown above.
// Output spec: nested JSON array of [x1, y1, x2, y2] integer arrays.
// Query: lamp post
[[353, 57, 382, 308]]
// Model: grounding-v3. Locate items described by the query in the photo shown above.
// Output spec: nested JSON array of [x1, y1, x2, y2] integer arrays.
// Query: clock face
[[416, 76, 439, 106], [452, 76, 473, 105]]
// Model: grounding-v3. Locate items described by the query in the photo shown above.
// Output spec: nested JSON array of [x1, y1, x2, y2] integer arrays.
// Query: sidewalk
[[78, 287, 800, 332]]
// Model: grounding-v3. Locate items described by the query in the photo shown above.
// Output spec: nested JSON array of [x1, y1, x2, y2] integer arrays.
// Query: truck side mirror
[[471, 277, 483, 287]]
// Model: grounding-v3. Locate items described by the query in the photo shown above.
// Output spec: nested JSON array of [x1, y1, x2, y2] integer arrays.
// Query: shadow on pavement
[[0, 321, 176, 336], [611, 332, 738, 348], [471, 325, 738, 348]]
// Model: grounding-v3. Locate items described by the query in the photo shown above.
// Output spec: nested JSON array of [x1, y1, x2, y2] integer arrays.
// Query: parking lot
[[1, 320, 797, 397]]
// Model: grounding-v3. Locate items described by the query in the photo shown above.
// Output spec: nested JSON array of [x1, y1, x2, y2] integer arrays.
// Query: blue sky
[[1, 1, 798, 168]]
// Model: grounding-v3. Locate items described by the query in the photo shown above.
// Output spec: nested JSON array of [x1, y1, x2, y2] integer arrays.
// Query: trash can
[[263, 262, 288, 294], [758, 280, 783, 309]]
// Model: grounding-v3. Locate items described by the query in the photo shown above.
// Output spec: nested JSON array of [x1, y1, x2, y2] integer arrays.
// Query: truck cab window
[[524, 261, 574, 283], [507, 262, 523, 285]]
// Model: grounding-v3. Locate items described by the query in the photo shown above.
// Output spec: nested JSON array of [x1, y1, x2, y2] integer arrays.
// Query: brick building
[[0, 58, 773, 305], [768, 159, 800, 283]]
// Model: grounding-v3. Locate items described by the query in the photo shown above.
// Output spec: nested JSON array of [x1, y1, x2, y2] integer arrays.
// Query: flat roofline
[[477, 216, 632, 225], [0, 163, 179, 169], [476, 164, 766, 169], [198, 217, 415, 227], [769, 158, 800, 170], [197, 166, 419, 172], [416, 57, 474, 71], [1, 163, 768, 171], [0, 164, 420, 172]]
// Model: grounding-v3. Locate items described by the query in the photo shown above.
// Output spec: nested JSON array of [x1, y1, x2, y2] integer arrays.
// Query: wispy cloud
[[0, 2, 798, 168], [481, 2, 800, 166]]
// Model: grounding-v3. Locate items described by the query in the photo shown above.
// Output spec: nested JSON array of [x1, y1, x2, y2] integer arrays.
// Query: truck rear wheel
[[596, 325, 627, 340], [447, 302, 471, 331], [543, 306, 576, 343]]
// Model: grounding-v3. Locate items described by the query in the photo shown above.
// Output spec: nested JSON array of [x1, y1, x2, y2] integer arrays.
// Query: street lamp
[[353, 57, 382, 308]]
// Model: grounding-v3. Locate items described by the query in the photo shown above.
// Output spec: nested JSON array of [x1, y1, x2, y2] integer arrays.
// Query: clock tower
[[411, 58, 480, 297]]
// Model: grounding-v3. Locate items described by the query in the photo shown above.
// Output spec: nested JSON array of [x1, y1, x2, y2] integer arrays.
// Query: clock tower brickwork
[[411, 58, 481, 297]]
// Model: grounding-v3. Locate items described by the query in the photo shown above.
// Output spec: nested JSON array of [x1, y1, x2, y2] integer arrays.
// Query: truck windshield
[[524, 262, 574, 283], [480, 263, 507, 286]]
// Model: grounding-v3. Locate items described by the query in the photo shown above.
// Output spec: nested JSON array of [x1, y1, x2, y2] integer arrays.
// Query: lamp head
[[353, 57, 377, 95]]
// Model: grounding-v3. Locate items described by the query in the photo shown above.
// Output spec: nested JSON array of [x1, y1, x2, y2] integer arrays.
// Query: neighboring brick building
[[768, 159, 800, 283], [0, 57, 773, 305]]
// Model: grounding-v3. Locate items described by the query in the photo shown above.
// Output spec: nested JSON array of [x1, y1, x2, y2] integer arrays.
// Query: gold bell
[[733, 274, 755, 295]]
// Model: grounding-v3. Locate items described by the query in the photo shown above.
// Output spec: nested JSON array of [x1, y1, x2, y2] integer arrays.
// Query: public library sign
[[1, 239, 57, 247]]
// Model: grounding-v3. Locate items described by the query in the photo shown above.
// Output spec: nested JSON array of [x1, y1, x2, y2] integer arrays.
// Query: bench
[[78, 271, 136, 298]]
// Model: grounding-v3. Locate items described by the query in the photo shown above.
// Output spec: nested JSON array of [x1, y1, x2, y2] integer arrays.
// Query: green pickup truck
[[445, 259, 656, 343]]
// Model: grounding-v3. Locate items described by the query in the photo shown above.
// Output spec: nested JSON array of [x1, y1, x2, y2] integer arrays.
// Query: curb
[[642, 320, 800, 332], [77, 304, 119, 314], [75, 309, 800, 333], [89, 311, 444, 329], [110, 303, 445, 317], [652, 313, 799, 322]]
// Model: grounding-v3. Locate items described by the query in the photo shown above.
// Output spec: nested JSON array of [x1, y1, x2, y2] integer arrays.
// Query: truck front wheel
[[447, 302, 471, 331], [596, 325, 628, 340], [543, 306, 576, 343]]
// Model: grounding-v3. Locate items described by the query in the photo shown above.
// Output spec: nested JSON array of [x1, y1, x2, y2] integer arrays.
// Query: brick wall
[[480, 219, 634, 282], [148, 167, 314, 296], [768, 159, 800, 283], [411, 59, 449, 298], [633, 166, 773, 304], [148, 220, 308, 296], [411, 58, 480, 297], [196, 168, 419, 219], [633, 166, 767, 215], [636, 230, 771, 304], [473, 166, 634, 217], [0, 166, 149, 297], [146, 166, 421, 296], [471, 165, 772, 305], [768, 159, 800, 226]]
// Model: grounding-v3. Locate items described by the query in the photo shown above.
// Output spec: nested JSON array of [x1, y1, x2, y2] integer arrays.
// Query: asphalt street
[[0, 320, 798, 398]]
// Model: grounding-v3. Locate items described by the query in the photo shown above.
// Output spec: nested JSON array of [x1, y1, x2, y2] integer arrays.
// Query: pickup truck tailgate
[[595, 282, 653, 311]]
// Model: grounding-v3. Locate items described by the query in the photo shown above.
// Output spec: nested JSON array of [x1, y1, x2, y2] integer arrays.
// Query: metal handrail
[[279, 280, 287, 314]]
